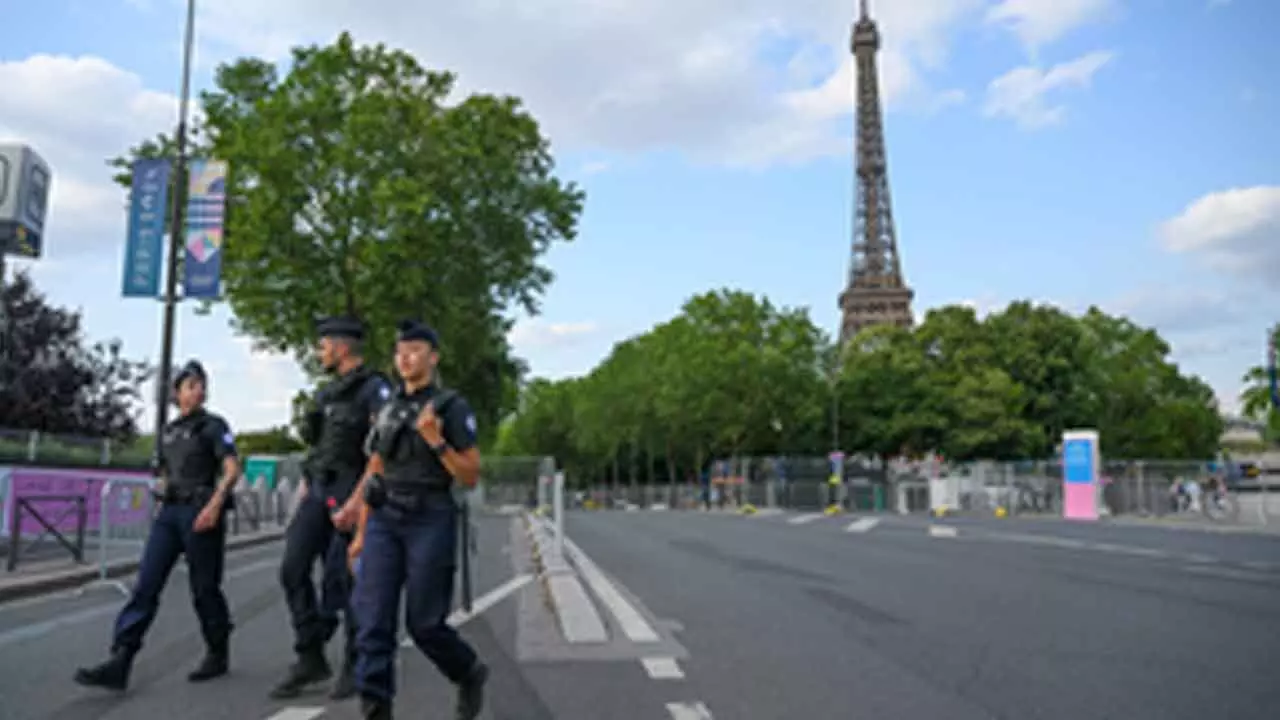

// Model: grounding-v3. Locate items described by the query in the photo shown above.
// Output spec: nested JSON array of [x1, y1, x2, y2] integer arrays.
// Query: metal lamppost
[[150, 0, 198, 468]]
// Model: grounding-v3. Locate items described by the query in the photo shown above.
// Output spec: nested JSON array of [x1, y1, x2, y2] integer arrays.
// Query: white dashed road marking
[[788, 513, 823, 525], [642, 657, 685, 680], [844, 517, 880, 533], [928, 525, 958, 538], [264, 708, 325, 720], [666, 701, 714, 719]]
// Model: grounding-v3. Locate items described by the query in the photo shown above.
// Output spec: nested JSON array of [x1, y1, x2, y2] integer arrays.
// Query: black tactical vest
[[311, 366, 380, 477], [373, 387, 457, 492], [162, 410, 221, 492]]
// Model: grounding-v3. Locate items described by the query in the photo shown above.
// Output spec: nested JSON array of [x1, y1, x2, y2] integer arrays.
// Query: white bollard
[[553, 471, 566, 560]]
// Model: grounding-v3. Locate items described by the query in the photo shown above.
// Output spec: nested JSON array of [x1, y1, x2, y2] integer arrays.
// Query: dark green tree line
[[495, 291, 1227, 485]]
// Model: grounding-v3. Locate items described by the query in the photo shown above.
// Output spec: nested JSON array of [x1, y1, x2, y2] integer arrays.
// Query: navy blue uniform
[[75, 403, 237, 691], [114, 409, 237, 653], [274, 358, 389, 700], [283, 369, 389, 649], [354, 384, 485, 706]]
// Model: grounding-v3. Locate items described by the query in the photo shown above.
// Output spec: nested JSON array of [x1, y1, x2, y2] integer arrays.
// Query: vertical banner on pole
[[1061, 429, 1100, 521], [182, 159, 228, 299], [121, 158, 171, 297]]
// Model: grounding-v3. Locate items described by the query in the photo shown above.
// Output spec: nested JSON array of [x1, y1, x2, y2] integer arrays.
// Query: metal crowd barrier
[[83, 478, 293, 596], [5, 493, 89, 571], [87, 477, 156, 595]]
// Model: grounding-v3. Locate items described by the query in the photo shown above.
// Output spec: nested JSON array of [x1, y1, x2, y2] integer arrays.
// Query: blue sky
[[2, 0, 1276, 434]]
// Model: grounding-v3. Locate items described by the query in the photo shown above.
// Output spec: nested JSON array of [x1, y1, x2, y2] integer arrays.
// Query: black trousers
[[113, 503, 230, 654], [280, 493, 355, 657]]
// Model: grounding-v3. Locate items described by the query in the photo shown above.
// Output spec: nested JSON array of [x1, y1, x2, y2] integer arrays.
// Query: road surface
[[1, 509, 1278, 719]]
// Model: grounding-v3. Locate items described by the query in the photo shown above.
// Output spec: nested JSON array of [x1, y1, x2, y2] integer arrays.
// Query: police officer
[[342, 320, 488, 720], [74, 360, 239, 690], [271, 316, 391, 700]]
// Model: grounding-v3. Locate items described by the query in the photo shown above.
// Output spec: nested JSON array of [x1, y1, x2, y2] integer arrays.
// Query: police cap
[[173, 359, 207, 390], [396, 319, 439, 348], [316, 316, 365, 341]]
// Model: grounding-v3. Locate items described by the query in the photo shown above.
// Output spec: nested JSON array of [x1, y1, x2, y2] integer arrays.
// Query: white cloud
[[985, 0, 1116, 51], [190, 0, 981, 167], [983, 50, 1113, 128], [578, 161, 610, 177], [1159, 186, 1280, 290], [0, 54, 177, 250], [508, 319, 599, 350]]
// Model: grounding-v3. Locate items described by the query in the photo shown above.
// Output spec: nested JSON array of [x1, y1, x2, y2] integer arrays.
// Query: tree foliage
[[234, 425, 305, 455], [496, 291, 1229, 483], [0, 270, 153, 440], [1239, 324, 1279, 440], [111, 33, 584, 442]]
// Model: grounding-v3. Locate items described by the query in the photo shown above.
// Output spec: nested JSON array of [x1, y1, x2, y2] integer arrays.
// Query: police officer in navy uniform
[[341, 320, 488, 720], [271, 316, 391, 700], [74, 360, 239, 690]]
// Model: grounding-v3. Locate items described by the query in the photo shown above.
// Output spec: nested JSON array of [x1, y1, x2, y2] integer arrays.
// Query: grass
[[0, 436, 152, 469]]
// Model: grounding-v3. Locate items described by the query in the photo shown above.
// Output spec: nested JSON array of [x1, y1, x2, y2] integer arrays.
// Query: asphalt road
[[1, 509, 1278, 719], [557, 509, 1280, 720], [0, 514, 670, 720]]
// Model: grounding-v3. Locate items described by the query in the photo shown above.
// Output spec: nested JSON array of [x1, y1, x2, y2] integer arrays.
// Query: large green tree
[[112, 33, 584, 441]]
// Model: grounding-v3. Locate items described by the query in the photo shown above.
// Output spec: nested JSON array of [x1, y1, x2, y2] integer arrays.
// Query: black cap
[[173, 360, 207, 390], [396, 319, 439, 347], [316, 316, 365, 341]]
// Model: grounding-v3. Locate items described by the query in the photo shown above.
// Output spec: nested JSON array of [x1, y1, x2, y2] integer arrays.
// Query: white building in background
[[1221, 417, 1266, 446]]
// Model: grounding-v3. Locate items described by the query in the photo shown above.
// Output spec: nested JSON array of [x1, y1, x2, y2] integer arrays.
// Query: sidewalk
[[0, 524, 286, 605]]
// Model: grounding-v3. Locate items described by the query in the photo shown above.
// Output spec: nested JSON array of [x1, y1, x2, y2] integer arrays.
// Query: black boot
[[268, 650, 332, 699], [187, 642, 229, 682], [73, 649, 134, 691], [455, 663, 489, 720], [360, 695, 393, 720], [329, 651, 357, 700]]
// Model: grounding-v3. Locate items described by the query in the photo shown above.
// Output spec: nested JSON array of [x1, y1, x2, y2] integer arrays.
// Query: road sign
[[0, 144, 52, 259]]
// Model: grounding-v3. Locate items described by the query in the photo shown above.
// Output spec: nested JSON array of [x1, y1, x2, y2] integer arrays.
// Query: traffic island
[[523, 511, 607, 644]]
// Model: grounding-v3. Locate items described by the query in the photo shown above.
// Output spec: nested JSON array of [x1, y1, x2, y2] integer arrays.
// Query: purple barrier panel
[[8, 467, 153, 537]]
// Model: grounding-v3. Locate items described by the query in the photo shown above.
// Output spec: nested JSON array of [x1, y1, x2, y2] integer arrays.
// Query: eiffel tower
[[838, 0, 914, 345]]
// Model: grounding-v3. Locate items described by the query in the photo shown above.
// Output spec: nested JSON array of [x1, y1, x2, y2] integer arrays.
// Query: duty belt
[[156, 485, 215, 505], [383, 483, 452, 513]]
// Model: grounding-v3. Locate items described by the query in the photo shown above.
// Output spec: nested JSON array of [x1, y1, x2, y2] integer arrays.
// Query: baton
[[459, 495, 473, 613]]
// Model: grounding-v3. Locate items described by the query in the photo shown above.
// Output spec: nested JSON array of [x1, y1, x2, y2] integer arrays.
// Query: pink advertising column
[[1061, 429, 1100, 521]]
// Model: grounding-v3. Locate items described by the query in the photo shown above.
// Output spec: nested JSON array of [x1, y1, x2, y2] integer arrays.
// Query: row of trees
[[495, 289, 1265, 485]]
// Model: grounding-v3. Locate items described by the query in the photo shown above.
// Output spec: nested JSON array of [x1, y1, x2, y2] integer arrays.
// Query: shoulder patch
[[222, 432, 236, 445], [464, 414, 477, 434], [379, 384, 391, 399]]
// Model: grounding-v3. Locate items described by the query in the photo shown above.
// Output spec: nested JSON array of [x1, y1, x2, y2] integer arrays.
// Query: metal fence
[[0, 427, 151, 468], [506, 455, 1279, 528]]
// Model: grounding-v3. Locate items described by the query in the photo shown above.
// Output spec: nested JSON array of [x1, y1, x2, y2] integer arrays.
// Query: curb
[[523, 512, 607, 644], [0, 529, 286, 606]]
